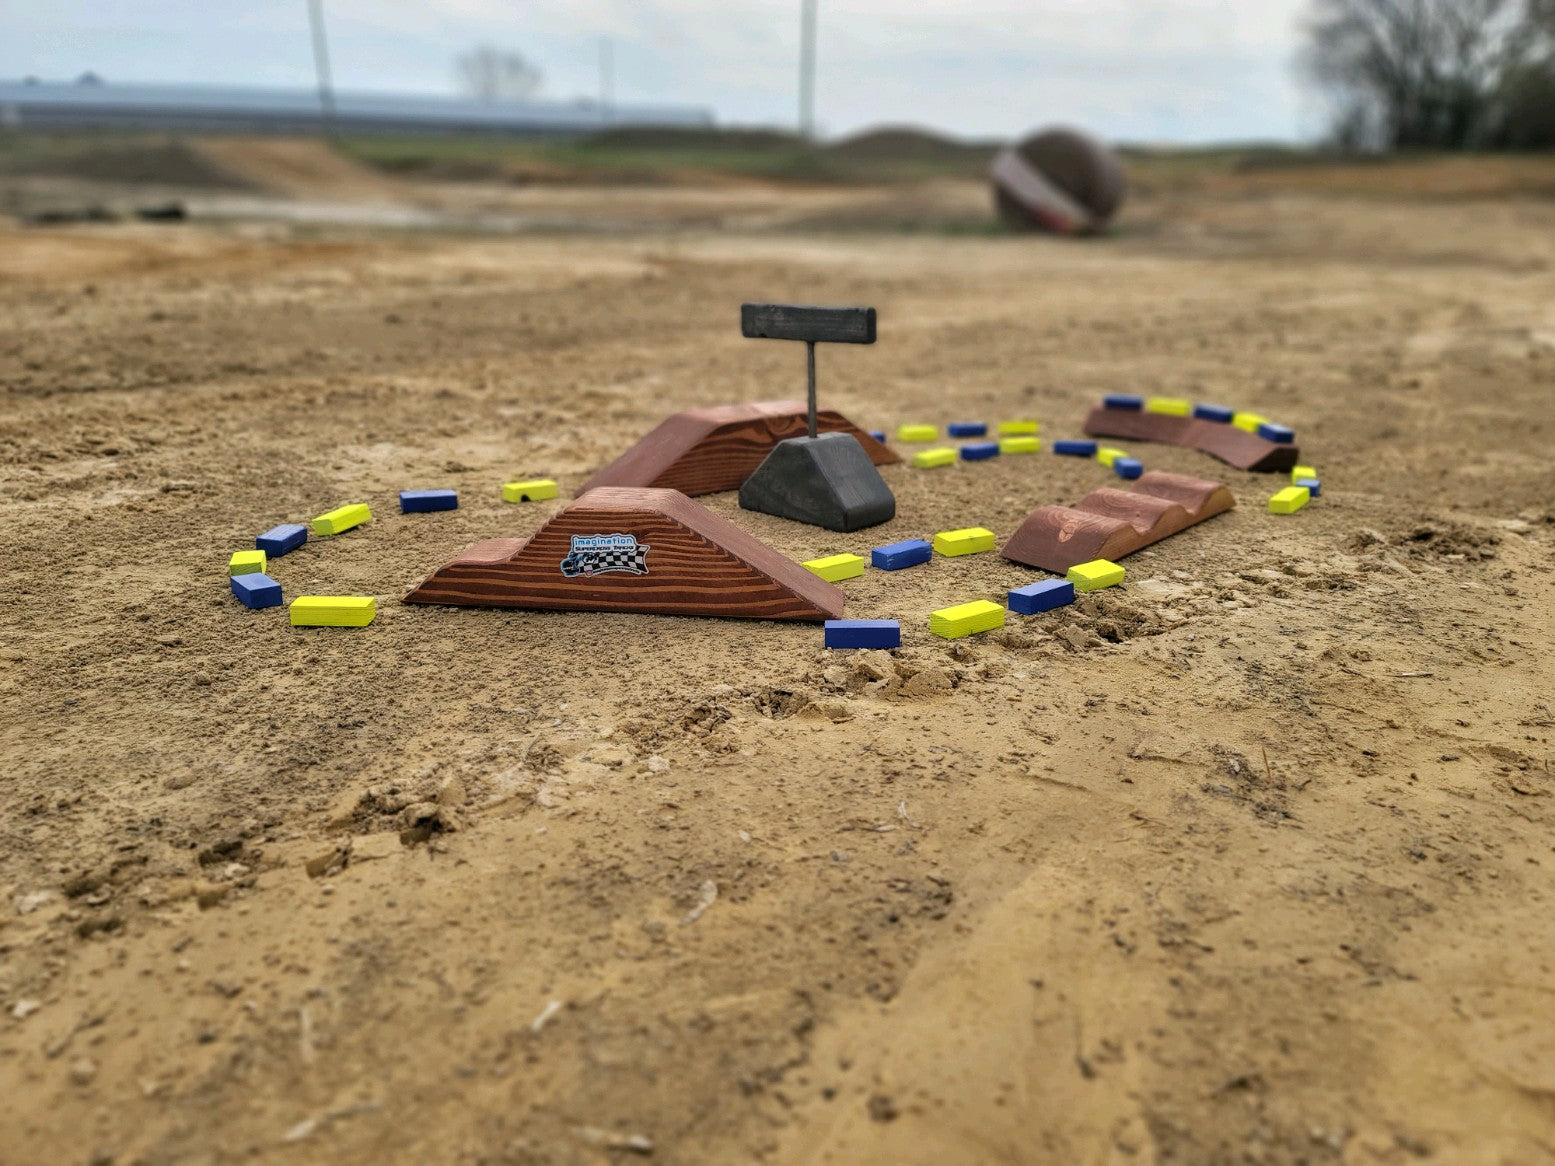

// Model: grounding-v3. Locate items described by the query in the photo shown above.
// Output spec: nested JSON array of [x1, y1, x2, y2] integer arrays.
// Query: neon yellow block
[[1095, 446, 1129, 468], [502, 478, 558, 503], [999, 436, 1041, 455], [803, 553, 865, 582], [289, 596, 376, 628], [1145, 397, 1191, 416], [912, 447, 956, 469], [933, 527, 996, 557], [930, 599, 1005, 639], [228, 549, 266, 577], [313, 503, 371, 537], [1268, 486, 1311, 515], [1232, 411, 1270, 434], [897, 424, 939, 442], [1290, 464, 1318, 485], [1067, 559, 1125, 592], [997, 420, 1039, 436]]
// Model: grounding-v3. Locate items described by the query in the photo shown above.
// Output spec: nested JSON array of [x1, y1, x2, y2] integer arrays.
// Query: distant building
[[0, 79, 715, 137]]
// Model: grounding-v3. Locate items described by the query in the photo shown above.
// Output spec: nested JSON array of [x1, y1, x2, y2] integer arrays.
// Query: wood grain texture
[[1082, 406, 1300, 472], [404, 486, 844, 621], [741, 303, 877, 344], [1001, 471, 1235, 573], [579, 400, 898, 497]]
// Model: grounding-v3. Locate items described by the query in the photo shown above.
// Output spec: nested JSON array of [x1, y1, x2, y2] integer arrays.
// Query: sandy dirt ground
[[1, 169, 1554, 1166]]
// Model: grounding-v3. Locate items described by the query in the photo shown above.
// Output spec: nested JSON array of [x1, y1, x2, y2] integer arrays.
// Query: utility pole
[[599, 36, 614, 124], [306, 0, 337, 136], [798, 0, 817, 140]]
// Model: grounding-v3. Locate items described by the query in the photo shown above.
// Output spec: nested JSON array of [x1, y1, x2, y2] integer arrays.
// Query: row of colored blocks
[[1269, 464, 1323, 514], [228, 573, 377, 627], [912, 435, 1142, 480], [887, 420, 1039, 443], [1102, 395, 1295, 444], [822, 558, 1126, 646], [803, 526, 998, 582]]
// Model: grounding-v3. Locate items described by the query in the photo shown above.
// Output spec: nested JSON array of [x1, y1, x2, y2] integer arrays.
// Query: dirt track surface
[[2, 183, 1554, 1166]]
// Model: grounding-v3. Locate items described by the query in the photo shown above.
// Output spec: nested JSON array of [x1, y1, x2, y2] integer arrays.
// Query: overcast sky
[[0, 0, 1320, 143]]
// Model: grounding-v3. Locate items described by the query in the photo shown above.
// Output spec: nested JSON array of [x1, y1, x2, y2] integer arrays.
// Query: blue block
[[1103, 394, 1143, 411], [1257, 422, 1295, 444], [1295, 476, 1322, 497], [255, 523, 307, 557], [959, 441, 1000, 461], [230, 572, 283, 610], [1053, 439, 1098, 457], [825, 619, 901, 649], [947, 421, 987, 437], [1193, 403, 1234, 423], [1113, 457, 1144, 480], [871, 538, 933, 571], [399, 488, 459, 513], [868, 430, 886, 443], [1008, 579, 1075, 614]]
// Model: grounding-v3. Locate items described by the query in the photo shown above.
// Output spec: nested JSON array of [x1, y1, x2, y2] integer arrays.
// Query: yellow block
[[997, 420, 1039, 436], [803, 553, 865, 582], [1290, 464, 1317, 485], [1144, 397, 1191, 416], [930, 599, 1005, 639], [228, 549, 266, 577], [1067, 559, 1125, 592], [1268, 486, 1310, 515], [289, 596, 377, 628], [933, 527, 996, 557], [1232, 411, 1270, 434], [999, 436, 1041, 455], [912, 447, 956, 469], [1095, 446, 1129, 467], [897, 424, 939, 442], [502, 479, 558, 503], [313, 503, 371, 537]]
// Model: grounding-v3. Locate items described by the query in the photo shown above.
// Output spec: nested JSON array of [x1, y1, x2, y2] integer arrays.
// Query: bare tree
[[456, 46, 543, 103]]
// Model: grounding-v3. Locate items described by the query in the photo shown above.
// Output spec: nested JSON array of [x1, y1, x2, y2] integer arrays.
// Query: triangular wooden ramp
[[404, 487, 843, 621]]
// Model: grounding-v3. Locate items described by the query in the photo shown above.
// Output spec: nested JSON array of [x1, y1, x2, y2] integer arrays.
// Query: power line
[[306, 0, 336, 135]]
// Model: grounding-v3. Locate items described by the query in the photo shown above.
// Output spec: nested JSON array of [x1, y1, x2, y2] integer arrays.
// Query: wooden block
[[825, 619, 900, 649], [503, 479, 558, 503], [229, 549, 266, 576], [1145, 397, 1191, 416], [1193, 403, 1234, 423], [1095, 446, 1128, 467], [1053, 439, 1098, 457], [930, 599, 1005, 639], [400, 489, 458, 513], [1102, 394, 1142, 411], [1232, 411, 1269, 433], [313, 503, 371, 536], [256, 523, 307, 556], [1001, 471, 1235, 572], [912, 447, 956, 469], [1113, 457, 1144, 480], [290, 596, 376, 627], [1257, 422, 1295, 444], [804, 553, 865, 582], [869, 430, 887, 443], [1291, 464, 1317, 484], [948, 421, 987, 437], [1067, 559, 1125, 592], [897, 424, 938, 442], [1000, 436, 1041, 455], [1295, 476, 1322, 497], [404, 486, 844, 621], [1008, 578, 1075, 614], [1083, 406, 1298, 472], [933, 527, 996, 556], [998, 420, 1039, 435], [230, 572, 282, 609], [959, 441, 999, 461], [579, 401, 897, 498], [741, 303, 876, 345], [871, 538, 933, 570], [1268, 486, 1310, 514]]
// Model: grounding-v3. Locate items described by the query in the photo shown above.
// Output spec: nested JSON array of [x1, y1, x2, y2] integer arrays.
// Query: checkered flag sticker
[[560, 533, 651, 578]]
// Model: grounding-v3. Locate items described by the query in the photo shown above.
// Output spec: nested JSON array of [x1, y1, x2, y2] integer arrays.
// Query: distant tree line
[[1303, 0, 1555, 149]]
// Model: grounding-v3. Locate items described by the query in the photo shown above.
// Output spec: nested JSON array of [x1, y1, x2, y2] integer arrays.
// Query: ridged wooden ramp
[[1001, 471, 1235, 573], [578, 400, 898, 497], [1083, 407, 1299, 472], [404, 487, 844, 621]]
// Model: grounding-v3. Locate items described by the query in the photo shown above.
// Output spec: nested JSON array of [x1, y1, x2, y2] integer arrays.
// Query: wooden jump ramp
[[1083, 407, 1299, 473], [404, 487, 844, 621]]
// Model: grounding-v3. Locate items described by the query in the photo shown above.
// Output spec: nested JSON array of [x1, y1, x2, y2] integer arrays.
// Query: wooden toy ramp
[[1083, 407, 1299, 472], [578, 400, 899, 497], [1001, 471, 1235, 573], [404, 487, 844, 621]]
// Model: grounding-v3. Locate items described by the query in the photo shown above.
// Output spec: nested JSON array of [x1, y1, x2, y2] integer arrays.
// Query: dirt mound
[[0, 139, 257, 190], [824, 125, 996, 165], [188, 137, 405, 201]]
